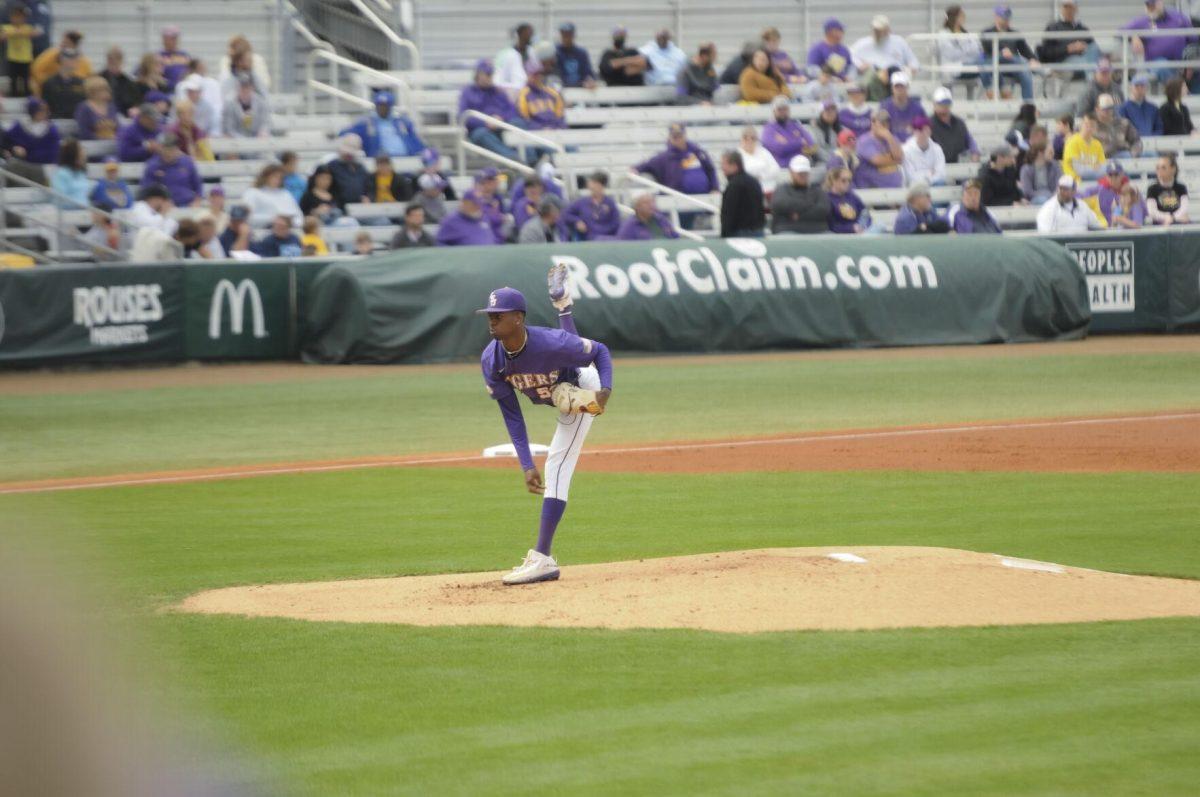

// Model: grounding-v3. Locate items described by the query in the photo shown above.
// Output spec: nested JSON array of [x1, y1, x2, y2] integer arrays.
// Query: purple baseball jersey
[[482, 326, 609, 406]]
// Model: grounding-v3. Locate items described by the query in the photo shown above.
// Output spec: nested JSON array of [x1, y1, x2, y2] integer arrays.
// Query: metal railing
[[458, 110, 565, 172], [622, 172, 715, 241], [305, 49, 418, 121], [292, 0, 420, 70]]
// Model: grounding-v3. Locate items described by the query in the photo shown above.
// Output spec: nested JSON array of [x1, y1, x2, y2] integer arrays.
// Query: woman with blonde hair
[[739, 49, 791, 104], [73, 76, 121, 140], [167, 98, 214, 160], [219, 35, 271, 97], [242, 162, 304, 227], [131, 52, 168, 108]]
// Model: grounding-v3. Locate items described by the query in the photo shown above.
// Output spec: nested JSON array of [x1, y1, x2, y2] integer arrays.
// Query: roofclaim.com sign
[[1066, 240, 1134, 313]]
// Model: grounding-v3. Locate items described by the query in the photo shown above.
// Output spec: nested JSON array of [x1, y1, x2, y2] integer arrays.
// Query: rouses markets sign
[[1065, 240, 1135, 313], [72, 282, 166, 346]]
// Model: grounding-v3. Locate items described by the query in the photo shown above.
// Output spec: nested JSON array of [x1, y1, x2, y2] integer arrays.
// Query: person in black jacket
[[1159, 76, 1195, 136], [719, 150, 765, 237], [392, 203, 434, 248], [979, 144, 1026, 206], [980, 6, 1040, 100], [720, 41, 757, 85], [1039, 0, 1100, 80], [769, 154, 830, 234]]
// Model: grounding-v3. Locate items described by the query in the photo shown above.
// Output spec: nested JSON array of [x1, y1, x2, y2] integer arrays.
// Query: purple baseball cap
[[993, 5, 1012, 18], [612, 25, 627, 36], [209, 185, 226, 197], [102, 155, 119, 165], [476, 287, 527, 314], [145, 90, 170, 104], [461, 188, 482, 204], [475, 58, 494, 75], [824, 18, 843, 32], [476, 166, 499, 181], [420, 146, 440, 166], [26, 96, 46, 114]]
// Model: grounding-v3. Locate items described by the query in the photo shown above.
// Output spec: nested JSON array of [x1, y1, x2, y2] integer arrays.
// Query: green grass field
[[2, 343, 1199, 795]]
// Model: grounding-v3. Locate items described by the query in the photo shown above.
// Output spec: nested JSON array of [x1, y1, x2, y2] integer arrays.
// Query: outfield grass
[[5, 468, 1199, 795], [2, 349, 1199, 482]]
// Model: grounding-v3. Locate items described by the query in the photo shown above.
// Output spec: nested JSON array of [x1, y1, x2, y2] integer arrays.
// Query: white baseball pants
[[543, 365, 599, 501]]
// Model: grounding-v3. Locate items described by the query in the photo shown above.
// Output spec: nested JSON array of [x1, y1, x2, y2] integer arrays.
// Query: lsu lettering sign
[[1065, 240, 1135, 313]]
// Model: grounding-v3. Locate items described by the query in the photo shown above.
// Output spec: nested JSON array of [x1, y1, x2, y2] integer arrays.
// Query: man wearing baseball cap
[[806, 19, 855, 84], [880, 71, 926, 141], [770, 154, 828, 235], [762, 95, 818, 167], [1074, 57, 1123, 117], [1036, 174, 1103, 233], [1118, 74, 1162, 137], [1124, 0, 1194, 84], [849, 15, 919, 101], [633, 123, 718, 195], [517, 60, 567, 131], [599, 25, 646, 86], [158, 25, 190, 90], [1094, 93, 1141, 158], [838, 84, 872, 137], [117, 102, 163, 162], [555, 22, 595, 88], [929, 86, 981, 164], [979, 6, 1039, 100], [339, 88, 425, 158], [435, 189, 499, 246], [902, 116, 947, 186], [458, 59, 527, 163]]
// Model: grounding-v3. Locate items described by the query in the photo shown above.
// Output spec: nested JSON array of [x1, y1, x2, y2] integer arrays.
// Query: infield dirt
[[178, 547, 1200, 633]]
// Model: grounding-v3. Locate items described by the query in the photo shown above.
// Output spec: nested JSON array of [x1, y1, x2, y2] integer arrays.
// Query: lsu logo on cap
[[489, 291, 498, 307]]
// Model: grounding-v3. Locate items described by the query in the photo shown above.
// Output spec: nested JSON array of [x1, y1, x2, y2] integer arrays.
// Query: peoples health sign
[[1065, 240, 1135, 313]]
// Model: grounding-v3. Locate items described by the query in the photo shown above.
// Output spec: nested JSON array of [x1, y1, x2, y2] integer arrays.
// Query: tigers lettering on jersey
[[507, 370, 562, 390]]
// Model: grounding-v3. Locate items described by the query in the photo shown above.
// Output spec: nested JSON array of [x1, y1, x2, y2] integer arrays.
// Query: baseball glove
[[551, 383, 605, 416]]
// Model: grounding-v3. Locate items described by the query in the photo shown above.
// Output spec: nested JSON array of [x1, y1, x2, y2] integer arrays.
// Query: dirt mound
[[178, 547, 1200, 633]]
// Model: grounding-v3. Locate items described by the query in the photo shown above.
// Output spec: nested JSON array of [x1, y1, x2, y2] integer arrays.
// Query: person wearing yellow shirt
[[300, 217, 330, 255], [31, 30, 92, 96], [372, 154, 409, 205], [1, 5, 42, 96], [1061, 112, 1106, 181]]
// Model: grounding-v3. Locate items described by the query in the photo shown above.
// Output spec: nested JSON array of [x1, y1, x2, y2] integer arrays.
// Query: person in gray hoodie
[[770, 154, 830, 234]]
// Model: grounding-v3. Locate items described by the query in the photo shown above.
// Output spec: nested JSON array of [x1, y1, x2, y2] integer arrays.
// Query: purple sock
[[536, 498, 567, 556]]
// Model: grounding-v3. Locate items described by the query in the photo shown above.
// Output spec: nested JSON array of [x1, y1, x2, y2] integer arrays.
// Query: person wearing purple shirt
[[806, 18, 855, 83], [879, 72, 926, 141], [617, 193, 680, 240], [436, 190, 498, 246], [471, 168, 508, 243], [116, 104, 163, 162], [511, 180, 551, 231], [854, 110, 905, 188], [459, 59, 530, 163], [480, 276, 614, 584], [563, 171, 620, 240], [633, 123, 718, 194], [825, 167, 868, 233], [948, 179, 1003, 233], [516, 61, 566, 130], [760, 95, 818, 166], [2, 98, 61, 163], [158, 26, 190, 90], [1124, 0, 1196, 82], [140, 132, 202, 206], [838, 85, 873, 137]]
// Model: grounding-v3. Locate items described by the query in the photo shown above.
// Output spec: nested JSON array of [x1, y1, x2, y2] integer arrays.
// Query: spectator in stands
[[511, 176, 547, 231], [410, 173, 449, 223], [1009, 103, 1038, 141], [718, 150, 765, 237], [1146, 152, 1191, 224], [495, 22, 535, 97], [1094, 94, 1142, 158], [370, 154, 412, 207], [1119, 74, 1163, 136], [838, 84, 872, 137], [936, 6, 983, 87], [894, 183, 950, 234], [760, 96, 814, 166], [739, 48, 790, 104], [351, 231, 375, 255], [219, 204, 252, 254], [300, 165, 340, 223], [850, 15, 920, 101], [1062, 112, 1106, 180], [1074, 58, 1123, 117], [474, 167, 509, 241], [599, 26, 646, 86], [50, 137, 89, 208], [718, 41, 754, 85], [158, 25, 189, 90], [1125, 0, 1195, 84], [90, 156, 133, 209], [807, 19, 855, 88], [279, 151, 306, 202], [1, 95, 58, 162], [1018, 142, 1062, 203], [459, 59, 530, 163], [855, 110, 904, 188], [563, 171, 620, 240], [145, 89, 173, 120], [679, 41, 720, 104], [1040, 0, 1100, 79], [1159, 76, 1195, 135], [253, 214, 303, 258], [176, 62, 222, 134], [117, 104, 161, 162], [30, 29, 89, 95], [141, 132, 202, 207], [222, 74, 270, 138], [168, 99, 213, 160], [617, 192, 679, 240], [128, 184, 178, 236], [100, 47, 138, 114], [948, 178, 1002, 233], [824, 167, 868, 233], [329, 134, 371, 211], [1036, 175, 1103, 232], [902, 117, 947, 185], [517, 60, 567, 136], [639, 29, 687, 86], [827, 128, 860, 174], [2, 4, 41, 97], [219, 36, 271, 96], [339, 89, 424, 158], [930, 87, 981, 163], [174, 218, 205, 258], [509, 161, 564, 207], [391, 203, 433, 248], [1053, 114, 1073, 159], [555, 22, 595, 88], [979, 144, 1025, 206], [880, 71, 925, 141], [1110, 182, 1147, 228], [436, 190, 498, 246], [518, 195, 567, 243], [207, 186, 229, 232], [634, 123, 718, 194], [812, 99, 843, 163], [196, 214, 227, 258], [737, 125, 781, 194], [760, 27, 804, 85], [73, 76, 119, 140], [243, 163, 304, 226], [770, 154, 827, 235], [979, 6, 1039, 101], [130, 53, 168, 110], [41, 48, 85, 117], [82, 203, 124, 262], [1091, 160, 1129, 225]]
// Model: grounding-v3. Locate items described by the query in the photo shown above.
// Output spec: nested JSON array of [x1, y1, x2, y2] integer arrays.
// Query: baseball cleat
[[502, 549, 561, 585], [548, 262, 573, 311]]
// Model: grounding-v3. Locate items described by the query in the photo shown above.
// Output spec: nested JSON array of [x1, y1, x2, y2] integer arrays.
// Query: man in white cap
[[850, 15, 919, 101], [1036, 174, 1103, 233], [178, 73, 219, 137], [879, 71, 926, 141], [929, 86, 981, 164], [770, 154, 830, 234], [1093, 93, 1141, 158]]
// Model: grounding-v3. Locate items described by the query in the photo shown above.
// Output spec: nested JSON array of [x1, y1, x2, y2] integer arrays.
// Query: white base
[[483, 443, 550, 459]]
